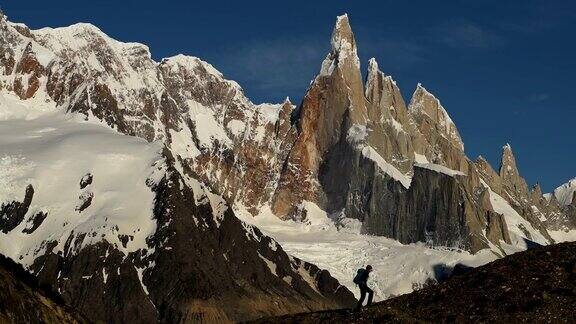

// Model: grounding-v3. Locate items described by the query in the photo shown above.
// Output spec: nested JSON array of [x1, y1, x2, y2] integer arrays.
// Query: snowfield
[[235, 203, 497, 301], [0, 92, 164, 266], [553, 178, 576, 206]]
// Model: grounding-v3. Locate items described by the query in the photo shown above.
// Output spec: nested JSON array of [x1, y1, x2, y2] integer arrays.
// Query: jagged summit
[[320, 14, 360, 76], [367, 57, 379, 78], [32, 21, 152, 58], [500, 143, 518, 173], [36, 22, 106, 36], [499, 143, 531, 200], [161, 53, 232, 81], [409, 83, 464, 151], [364, 56, 408, 129], [365, 57, 398, 88], [554, 178, 576, 206], [332, 14, 355, 52]]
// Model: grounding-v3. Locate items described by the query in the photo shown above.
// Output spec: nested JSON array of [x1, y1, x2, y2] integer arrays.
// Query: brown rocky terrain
[[252, 241, 576, 323], [0, 254, 87, 324]]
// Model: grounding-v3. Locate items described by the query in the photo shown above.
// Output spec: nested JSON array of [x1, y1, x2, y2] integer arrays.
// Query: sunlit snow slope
[[0, 92, 164, 266]]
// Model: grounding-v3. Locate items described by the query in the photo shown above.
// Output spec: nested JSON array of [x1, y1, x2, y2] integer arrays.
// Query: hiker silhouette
[[353, 265, 373, 311]]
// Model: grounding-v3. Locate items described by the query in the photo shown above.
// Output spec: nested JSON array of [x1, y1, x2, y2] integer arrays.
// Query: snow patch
[[255, 103, 282, 124], [414, 153, 429, 164], [186, 99, 233, 150], [258, 253, 277, 276], [548, 229, 576, 243], [414, 163, 466, 177], [362, 146, 411, 188], [226, 120, 246, 136], [346, 124, 368, 144]]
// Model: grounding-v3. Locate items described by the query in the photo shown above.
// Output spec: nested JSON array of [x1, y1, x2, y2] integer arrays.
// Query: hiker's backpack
[[353, 268, 365, 285]]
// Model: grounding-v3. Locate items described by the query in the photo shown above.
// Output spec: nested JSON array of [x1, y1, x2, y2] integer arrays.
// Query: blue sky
[[2, 0, 575, 191]]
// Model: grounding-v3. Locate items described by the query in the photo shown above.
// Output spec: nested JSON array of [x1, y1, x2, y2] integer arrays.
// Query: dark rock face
[[79, 173, 93, 189], [32, 241, 155, 323], [0, 253, 87, 324], [255, 242, 576, 323], [319, 133, 496, 252], [75, 192, 93, 213], [22, 212, 48, 234], [366, 167, 472, 249], [325, 155, 478, 251], [0, 185, 34, 234]]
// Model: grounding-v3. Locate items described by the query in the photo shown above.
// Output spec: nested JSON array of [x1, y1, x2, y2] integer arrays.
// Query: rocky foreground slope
[[253, 241, 576, 323], [0, 254, 86, 324]]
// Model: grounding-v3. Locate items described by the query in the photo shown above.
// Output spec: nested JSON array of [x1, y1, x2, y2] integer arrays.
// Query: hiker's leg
[[356, 286, 366, 310], [366, 287, 374, 305]]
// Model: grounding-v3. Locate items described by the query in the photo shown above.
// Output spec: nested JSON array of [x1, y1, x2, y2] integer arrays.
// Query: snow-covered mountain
[[0, 12, 354, 323], [553, 178, 576, 206], [1, 10, 575, 322]]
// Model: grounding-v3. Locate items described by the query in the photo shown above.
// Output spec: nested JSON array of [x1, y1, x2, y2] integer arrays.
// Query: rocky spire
[[500, 144, 519, 177], [272, 14, 369, 217], [362, 57, 421, 172], [475, 155, 502, 194], [407, 84, 467, 171], [364, 57, 411, 126], [499, 144, 529, 198], [365, 58, 390, 121], [317, 14, 367, 124], [409, 84, 464, 151], [366, 57, 378, 79], [320, 14, 359, 76], [530, 183, 544, 205]]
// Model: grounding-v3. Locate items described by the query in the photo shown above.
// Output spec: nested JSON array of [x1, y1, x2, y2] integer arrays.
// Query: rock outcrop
[[0, 253, 87, 323]]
